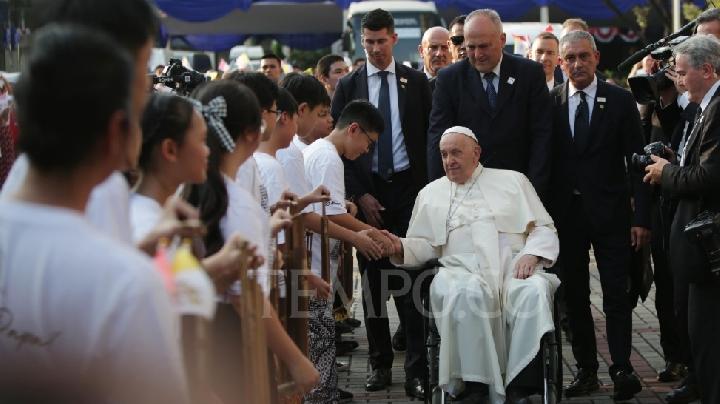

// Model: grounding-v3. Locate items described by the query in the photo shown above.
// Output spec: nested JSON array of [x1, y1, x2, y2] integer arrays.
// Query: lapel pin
[[400, 77, 408, 84], [507, 77, 515, 85], [597, 96, 606, 109]]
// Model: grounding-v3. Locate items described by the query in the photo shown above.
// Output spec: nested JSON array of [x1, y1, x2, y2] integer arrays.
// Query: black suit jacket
[[662, 86, 720, 282], [428, 54, 552, 198], [331, 62, 432, 200], [548, 79, 651, 233]]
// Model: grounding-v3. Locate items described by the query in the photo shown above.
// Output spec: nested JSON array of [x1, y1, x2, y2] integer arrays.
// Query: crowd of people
[[1, 0, 720, 403]]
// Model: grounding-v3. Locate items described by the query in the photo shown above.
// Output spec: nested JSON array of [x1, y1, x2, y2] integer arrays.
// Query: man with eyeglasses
[[548, 30, 650, 401], [447, 15, 466, 63]]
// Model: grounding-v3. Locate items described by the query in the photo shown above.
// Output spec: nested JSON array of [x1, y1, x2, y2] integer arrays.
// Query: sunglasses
[[450, 35, 464, 46]]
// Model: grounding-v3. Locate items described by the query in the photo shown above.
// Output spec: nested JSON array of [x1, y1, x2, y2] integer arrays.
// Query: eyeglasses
[[450, 35, 464, 46], [358, 126, 375, 146], [265, 109, 279, 115]]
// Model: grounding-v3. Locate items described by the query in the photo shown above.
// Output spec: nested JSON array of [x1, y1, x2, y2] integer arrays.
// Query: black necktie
[[377, 71, 394, 179], [574, 90, 590, 148], [484, 72, 497, 110]]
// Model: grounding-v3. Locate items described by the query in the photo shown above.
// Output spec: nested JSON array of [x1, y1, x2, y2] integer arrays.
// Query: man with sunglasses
[[448, 15, 466, 63]]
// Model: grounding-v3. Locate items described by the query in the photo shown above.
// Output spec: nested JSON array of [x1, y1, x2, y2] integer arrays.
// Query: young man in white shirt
[[0, 25, 188, 403], [302, 99, 385, 404]]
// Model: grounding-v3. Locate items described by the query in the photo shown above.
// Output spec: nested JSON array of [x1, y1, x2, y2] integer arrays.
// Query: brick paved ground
[[337, 259, 699, 404]]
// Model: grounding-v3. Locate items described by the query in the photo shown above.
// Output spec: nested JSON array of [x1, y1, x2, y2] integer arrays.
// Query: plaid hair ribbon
[[188, 96, 235, 152]]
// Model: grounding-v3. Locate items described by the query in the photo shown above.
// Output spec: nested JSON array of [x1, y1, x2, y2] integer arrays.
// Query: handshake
[[355, 228, 403, 261]]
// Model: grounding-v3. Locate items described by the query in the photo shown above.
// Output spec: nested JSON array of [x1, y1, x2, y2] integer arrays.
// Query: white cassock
[[391, 164, 560, 404]]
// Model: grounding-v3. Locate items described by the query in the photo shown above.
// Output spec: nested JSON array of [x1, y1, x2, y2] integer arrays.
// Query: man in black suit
[[644, 34, 720, 404], [427, 9, 552, 200], [528, 31, 563, 91], [548, 30, 651, 401], [330, 8, 432, 399]]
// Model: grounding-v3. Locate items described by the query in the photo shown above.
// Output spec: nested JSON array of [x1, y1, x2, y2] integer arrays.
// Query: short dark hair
[[562, 18, 589, 32], [261, 53, 282, 64], [280, 72, 328, 109], [186, 79, 262, 256], [362, 9, 394, 33], [225, 71, 279, 111], [316, 54, 344, 79], [277, 87, 298, 116], [353, 57, 366, 66], [335, 100, 384, 135], [139, 93, 196, 171], [448, 15, 466, 31], [697, 8, 720, 28], [533, 31, 559, 47], [16, 24, 134, 171], [37, 0, 158, 55]]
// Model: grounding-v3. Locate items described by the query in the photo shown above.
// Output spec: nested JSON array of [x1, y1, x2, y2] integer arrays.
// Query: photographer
[[644, 34, 720, 403]]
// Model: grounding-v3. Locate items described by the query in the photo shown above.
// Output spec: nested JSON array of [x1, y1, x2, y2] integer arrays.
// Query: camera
[[684, 210, 720, 279], [630, 141, 670, 172], [152, 58, 208, 95], [627, 36, 689, 104]]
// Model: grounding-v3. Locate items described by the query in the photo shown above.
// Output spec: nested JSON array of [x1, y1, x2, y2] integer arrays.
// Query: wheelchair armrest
[[417, 258, 440, 271]]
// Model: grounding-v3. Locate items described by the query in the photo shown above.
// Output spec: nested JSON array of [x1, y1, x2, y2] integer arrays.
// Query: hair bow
[[188, 96, 235, 152]]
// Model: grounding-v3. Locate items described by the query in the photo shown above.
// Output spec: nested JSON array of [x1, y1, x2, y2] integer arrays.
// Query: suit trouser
[[558, 194, 634, 373], [358, 169, 427, 380], [651, 199, 686, 364], [688, 281, 720, 403]]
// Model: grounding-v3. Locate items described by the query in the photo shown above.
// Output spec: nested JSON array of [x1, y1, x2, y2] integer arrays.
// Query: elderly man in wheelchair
[[382, 127, 560, 404]]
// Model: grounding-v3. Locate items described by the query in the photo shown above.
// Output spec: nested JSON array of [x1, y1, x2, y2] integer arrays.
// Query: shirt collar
[[568, 74, 598, 99], [366, 58, 396, 77], [699, 79, 720, 111], [480, 54, 502, 79]]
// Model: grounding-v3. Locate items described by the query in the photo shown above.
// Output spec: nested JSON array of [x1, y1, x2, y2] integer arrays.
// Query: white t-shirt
[[276, 138, 313, 214], [302, 138, 347, 278], [293, 134, 310, 152], [1, 154, 133, 245], [235, 156, 269, 213], [129, 193, 163, 243], [254, 151, 288, 207], [0, 200, 188, 403], [221, 175, 271, 296]]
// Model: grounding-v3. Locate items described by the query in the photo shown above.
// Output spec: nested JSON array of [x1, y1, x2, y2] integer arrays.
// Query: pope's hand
[[514, 254, 540, 279]]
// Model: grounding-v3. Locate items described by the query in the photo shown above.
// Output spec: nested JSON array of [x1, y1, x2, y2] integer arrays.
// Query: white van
[[344, 1, 444, 66]]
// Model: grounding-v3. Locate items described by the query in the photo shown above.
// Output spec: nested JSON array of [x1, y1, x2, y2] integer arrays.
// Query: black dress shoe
[[335, 320, 354, 335], [392, 324, 406, 351], [336, 340, 358, 356], [344, 317, 361, 328], [658, 362, 687, 383], [337, 388, 353, 403], [452, 382, 489, 404], [665, 382, 700, 403], [504, 387, 532, 404], [365, 368, 392, 391], [611, 369, 642, 401], [564, 368, 599, 398], [404, 377, 425, 399]]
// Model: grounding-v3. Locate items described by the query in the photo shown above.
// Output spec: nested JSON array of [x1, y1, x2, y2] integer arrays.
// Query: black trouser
[[689, 281, 720, 403], [651, 199, 685, 364], [358, 169, 426, 381], [558, 195, 633, 374]]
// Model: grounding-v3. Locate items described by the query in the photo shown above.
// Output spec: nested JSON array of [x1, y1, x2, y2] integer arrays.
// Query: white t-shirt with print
[[0, 200, 188, 403], [254, 151, 288, 207], [221, 175, 271, 296], [302, 138, 347, 279]]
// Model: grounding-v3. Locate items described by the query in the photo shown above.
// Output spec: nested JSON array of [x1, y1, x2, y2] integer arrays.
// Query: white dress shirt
[[366, 58, 410, 174], [479, 54, 502, 94], [568, 75, 598, 137]]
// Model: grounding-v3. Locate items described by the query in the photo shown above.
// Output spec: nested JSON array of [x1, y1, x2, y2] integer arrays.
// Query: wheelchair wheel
[[542, 301, 563, 403]]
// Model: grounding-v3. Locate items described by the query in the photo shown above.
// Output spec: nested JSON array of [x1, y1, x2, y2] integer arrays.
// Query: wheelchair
[[416, 259, 563, 404]]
